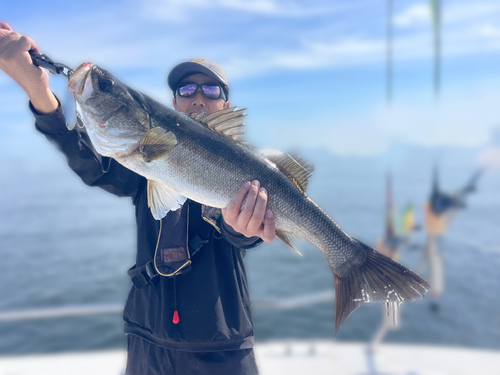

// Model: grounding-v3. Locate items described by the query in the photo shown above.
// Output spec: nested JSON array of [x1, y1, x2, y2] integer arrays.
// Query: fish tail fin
[[333, 241, 430, 333]]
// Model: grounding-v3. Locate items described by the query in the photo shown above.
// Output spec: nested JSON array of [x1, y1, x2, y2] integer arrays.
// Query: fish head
[[68, 63, 150, 157]]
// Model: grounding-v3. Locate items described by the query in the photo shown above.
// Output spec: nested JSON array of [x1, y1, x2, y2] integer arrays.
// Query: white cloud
[[139, 0, 346, 21], [218, 0, 279, 13], [249, 76, 500, 156], [5, 0, 497, 81], [139, 0, 278, 22], [222, 37, 386, 79], [477, 23, 500, 37], [1, 0, 499, 156], [394, 4, 431, 28], [373, 83, 500, 150], [444, 1, 500, 24], [478, 147, 500, 169], [222, 17, 500, 79], [394, 1, 500, 29]]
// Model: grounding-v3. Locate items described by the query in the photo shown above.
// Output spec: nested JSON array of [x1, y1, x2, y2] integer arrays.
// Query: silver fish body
[[69, 63, 430, 331]]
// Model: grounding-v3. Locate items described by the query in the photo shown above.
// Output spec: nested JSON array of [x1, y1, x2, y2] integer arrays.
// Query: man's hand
[[0, 22, 57, 113], [222, 180, 276, 243]]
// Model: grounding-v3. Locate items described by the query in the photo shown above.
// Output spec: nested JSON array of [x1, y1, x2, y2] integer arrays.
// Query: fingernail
[[252, 180, 260, 188], [260, 188, 266, 195], [266, 210, 273, 218]]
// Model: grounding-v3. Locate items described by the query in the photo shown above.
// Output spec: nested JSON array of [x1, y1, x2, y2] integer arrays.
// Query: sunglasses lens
[[177, 82, 223, 100], [202, 85, 221, 100], [178, 83, 197, 97]]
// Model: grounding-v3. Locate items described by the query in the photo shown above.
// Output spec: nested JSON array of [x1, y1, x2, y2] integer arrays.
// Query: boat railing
[[0, 290, 335, 322]]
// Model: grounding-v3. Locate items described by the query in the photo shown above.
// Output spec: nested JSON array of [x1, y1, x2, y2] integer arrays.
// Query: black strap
[[128, 204, 214, 289], [189, 230, 210, 256], [127, 261, 158, 289], [187, 201, 213, 257]]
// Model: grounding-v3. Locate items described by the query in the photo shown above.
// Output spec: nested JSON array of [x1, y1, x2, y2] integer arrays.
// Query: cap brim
[[167, 61, 226, 92]]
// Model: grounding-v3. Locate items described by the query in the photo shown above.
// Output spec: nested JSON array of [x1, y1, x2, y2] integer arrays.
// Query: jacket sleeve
[[218, 218, 263, 250], [31, 100, 142, 199]]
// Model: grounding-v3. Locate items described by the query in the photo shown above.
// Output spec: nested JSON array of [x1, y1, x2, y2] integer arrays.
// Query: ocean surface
[[0, 145, 499, 355]]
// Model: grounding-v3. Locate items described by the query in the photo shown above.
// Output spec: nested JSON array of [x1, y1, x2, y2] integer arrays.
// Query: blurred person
[[375, 174, 416, 261], [421, 201, 448, 311], [418, 167, 482, 312], [370, 174, 415, 349], [0, 22, 277, 375]]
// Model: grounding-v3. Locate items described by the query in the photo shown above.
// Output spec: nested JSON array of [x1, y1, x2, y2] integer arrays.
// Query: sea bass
[[68, 63, 429, 331]]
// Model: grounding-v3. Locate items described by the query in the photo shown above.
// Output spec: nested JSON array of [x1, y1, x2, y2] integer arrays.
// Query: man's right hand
[[0, 22, 58, 114], [221, 180, 276, 243]]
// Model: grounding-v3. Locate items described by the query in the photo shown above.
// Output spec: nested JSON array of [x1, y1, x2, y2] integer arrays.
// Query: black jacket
[[32, 102, 262, 352]]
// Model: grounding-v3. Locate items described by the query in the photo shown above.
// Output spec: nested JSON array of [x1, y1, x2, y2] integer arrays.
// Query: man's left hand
[[222, 180, 276, 243]]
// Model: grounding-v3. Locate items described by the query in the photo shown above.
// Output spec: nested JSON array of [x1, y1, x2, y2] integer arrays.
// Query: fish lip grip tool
[[29, 50, 73, 78]]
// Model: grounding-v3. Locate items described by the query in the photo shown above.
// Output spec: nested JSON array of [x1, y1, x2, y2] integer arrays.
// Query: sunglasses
[[176, 81, 226, 101]]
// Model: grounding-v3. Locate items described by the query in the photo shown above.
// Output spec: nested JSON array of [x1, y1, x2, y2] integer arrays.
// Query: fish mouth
[[68, 63, 93, 96]]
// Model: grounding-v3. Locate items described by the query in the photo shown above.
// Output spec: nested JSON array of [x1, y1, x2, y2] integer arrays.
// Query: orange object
[[424, 202, 452, 236]]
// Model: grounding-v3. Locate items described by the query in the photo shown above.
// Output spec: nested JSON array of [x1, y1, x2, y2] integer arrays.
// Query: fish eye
[[99, 79, 114, 93]]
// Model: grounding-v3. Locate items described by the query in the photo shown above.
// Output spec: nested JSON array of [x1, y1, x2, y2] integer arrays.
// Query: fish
[[68, 62, 430, 332]]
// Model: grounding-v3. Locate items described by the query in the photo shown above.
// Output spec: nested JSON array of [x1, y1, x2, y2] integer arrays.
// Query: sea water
[[0, 146, 499, 354]]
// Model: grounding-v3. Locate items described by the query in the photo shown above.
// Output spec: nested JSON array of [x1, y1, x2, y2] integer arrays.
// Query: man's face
[[173, 73, 229, 115]]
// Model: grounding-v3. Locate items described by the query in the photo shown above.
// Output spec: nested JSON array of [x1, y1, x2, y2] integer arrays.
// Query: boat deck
[[0, 340, 498, 375]]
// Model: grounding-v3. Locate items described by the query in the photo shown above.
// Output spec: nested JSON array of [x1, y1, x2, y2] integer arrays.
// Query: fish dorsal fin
[[147, 180, 187, 220], [261, 150, 314, 194], [276, 230, 302, 256], [189, 112, 206, 122], [139, 127, 177, 162], [201, 106, 238, 123], [194, 107, 248, 146]]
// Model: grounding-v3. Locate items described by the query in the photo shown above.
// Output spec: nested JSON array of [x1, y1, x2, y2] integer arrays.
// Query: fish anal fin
[[276, 230, 302, 256], [333, 241, 430, 333], [139, 127, 177, 162], [147, 180, 187, 220], [264, 151, 314, 194]]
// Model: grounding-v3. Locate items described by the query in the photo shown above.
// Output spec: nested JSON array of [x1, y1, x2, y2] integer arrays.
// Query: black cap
[[167, 59, 229, 100]]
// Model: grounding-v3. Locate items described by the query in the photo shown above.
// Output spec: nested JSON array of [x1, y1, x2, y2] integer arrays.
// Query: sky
[[1, 0, 500, 158]]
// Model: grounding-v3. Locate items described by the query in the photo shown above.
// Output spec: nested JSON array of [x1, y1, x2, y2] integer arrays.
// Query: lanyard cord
[[172, 277, 180, 324]]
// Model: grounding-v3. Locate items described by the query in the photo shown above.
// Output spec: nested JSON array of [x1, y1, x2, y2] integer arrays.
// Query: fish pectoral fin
[[147, 180, 187, 220], [276, 231, 302, 256], [262, 151, 314, 194], [139, 128, 177, 162]]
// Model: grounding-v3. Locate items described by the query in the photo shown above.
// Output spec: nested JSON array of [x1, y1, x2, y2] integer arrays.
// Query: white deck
[[0, 341, 499, 375]]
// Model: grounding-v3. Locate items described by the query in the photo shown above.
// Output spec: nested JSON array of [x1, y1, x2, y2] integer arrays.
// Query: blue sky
[[1, 0, 500, 158]]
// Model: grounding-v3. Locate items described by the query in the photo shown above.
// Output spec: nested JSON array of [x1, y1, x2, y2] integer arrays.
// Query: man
[[419, 201, 449, 311], [418, 167, 481, 312], [0, 22, 275, 375]]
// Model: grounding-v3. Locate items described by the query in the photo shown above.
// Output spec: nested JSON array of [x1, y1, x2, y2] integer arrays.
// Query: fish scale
[[68, 62, 430, 332]]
